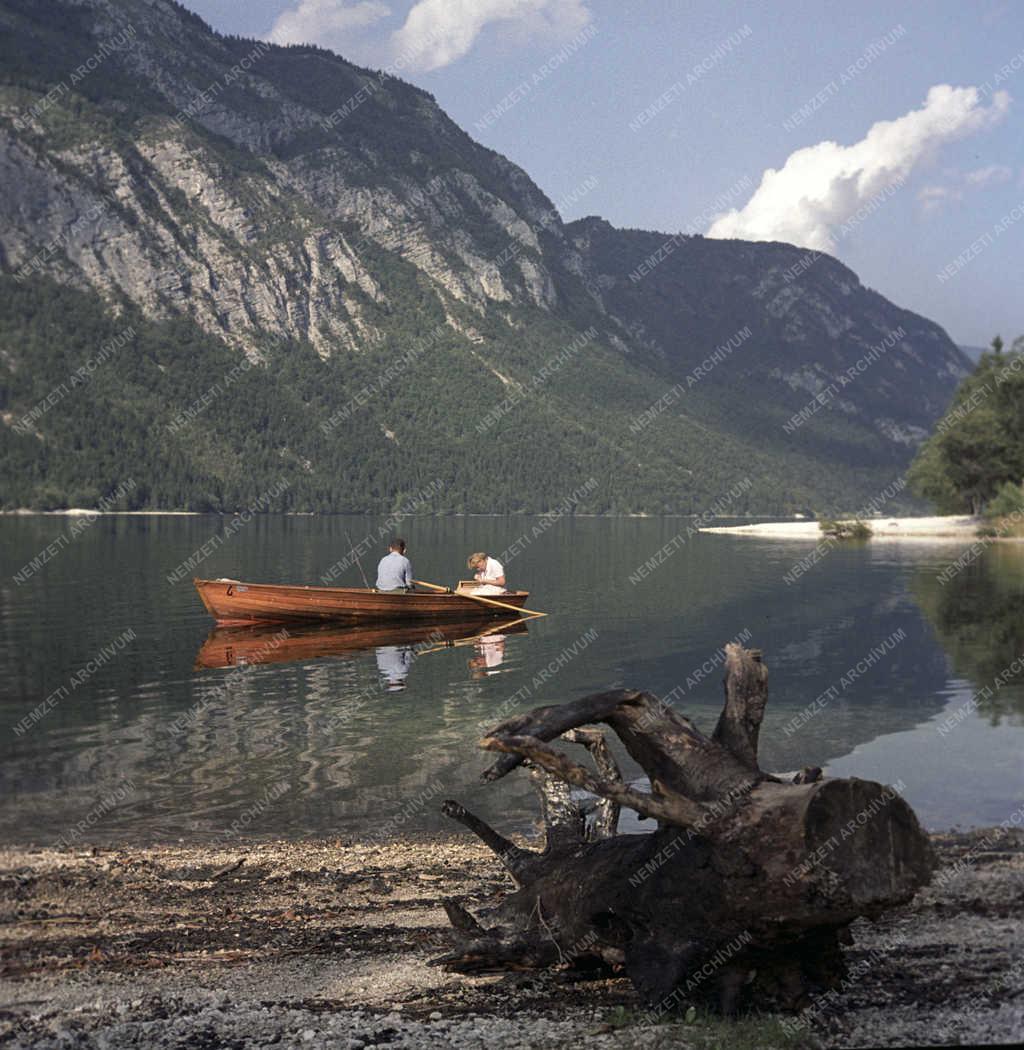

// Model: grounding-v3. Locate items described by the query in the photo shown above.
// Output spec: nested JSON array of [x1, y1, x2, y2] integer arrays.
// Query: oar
[[414, 617, 533, 657], [476, 615, 534, 637], [413, 578, 547, 619]]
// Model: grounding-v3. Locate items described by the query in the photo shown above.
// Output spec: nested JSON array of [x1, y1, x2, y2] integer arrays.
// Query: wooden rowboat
[[193, 577, 532, 626], [194, 617, 530, 670]]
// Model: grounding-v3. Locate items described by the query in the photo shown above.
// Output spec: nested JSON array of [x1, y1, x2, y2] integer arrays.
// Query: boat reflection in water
[[194, 617, 530, 688]]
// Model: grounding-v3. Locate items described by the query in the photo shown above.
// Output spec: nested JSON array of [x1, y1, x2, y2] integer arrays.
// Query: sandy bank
[[701, 515, 984, 540], [1, 831, 1021, 1048], [1, 509, 201, 516]]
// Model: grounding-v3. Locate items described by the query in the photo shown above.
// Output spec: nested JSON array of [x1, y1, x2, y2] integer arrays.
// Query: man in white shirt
[[467, 552, 506, 595]]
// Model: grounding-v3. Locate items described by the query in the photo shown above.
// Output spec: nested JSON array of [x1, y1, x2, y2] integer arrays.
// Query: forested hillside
[[0, 0, 971, 513]]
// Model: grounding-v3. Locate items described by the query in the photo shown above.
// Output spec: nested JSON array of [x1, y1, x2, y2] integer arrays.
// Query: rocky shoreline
[[1, 830, 1022, 1048]]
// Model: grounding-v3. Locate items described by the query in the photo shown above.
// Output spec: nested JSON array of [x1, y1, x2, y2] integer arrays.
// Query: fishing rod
[[344, 528, 371, 589]]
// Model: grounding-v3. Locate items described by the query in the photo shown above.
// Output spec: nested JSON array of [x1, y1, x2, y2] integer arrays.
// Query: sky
[[182, 0, 1024, 347]]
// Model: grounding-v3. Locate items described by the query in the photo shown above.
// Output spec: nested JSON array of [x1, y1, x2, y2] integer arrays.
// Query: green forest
[[0, 273, 921, 516], [909, 335, 1024, 522]]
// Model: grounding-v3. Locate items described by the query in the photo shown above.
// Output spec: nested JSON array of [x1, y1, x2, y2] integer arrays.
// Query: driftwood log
[[433, 644, 934, 1014]]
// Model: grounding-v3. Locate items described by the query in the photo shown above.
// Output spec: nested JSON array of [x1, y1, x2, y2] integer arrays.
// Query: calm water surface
[[1, 515, 1022, 844]]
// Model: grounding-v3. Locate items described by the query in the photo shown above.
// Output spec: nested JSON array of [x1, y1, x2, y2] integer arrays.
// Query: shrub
[[983, 480, 1024, 520], [819, 518, 873, 540]]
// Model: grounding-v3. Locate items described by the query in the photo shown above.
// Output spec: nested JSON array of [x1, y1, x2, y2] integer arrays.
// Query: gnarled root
[[434, 645, 933, 1014]]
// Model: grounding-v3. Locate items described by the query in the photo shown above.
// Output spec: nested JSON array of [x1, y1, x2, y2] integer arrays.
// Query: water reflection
[[911, 544, 1024, 724], [195, 617, 531, 672], [2, 514, 1023, 841], [468, 632, 509, 678], [376, 646, 414, 691]]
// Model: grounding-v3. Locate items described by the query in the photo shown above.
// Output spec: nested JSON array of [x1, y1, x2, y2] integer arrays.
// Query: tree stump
[[432, 644, 934, 1014]]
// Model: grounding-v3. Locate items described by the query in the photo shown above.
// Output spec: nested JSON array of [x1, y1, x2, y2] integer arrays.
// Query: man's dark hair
[[389, 538, 407, 553]]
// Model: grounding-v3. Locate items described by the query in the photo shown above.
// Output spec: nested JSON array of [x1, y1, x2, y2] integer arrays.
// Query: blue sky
[[183, 0, 1023, 346]]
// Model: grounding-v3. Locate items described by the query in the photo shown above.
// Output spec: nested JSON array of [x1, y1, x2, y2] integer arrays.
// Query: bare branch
[[482, 734, 710, 829]]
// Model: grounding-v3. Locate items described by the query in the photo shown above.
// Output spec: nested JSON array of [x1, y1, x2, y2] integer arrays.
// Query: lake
[[1, 514, 1022, 846]]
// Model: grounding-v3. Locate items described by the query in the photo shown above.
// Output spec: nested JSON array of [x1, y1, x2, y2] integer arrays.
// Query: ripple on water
[[2, 516, 1022, 842]]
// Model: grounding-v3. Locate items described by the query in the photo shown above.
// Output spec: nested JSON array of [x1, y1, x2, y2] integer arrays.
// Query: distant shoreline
[[700, 515, 1001, 541], [1, 508, 203, 516], [0, 509, 819, 519], [1, 509, 678, 516], [3, 509, 646, 517], [0, 513, 1011, 541]]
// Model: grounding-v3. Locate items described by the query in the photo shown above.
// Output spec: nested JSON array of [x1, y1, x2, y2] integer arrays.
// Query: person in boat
[[466, 552, 506, 595], [376, 538, 414, 593]]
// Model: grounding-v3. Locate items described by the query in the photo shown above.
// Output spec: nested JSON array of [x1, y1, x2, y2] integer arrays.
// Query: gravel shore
[[1, 830, 1022, 1048]]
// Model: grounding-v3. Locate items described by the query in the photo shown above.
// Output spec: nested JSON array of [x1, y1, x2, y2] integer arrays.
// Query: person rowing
[[375, 538, 415, 593], [466, 551, 506, 595]]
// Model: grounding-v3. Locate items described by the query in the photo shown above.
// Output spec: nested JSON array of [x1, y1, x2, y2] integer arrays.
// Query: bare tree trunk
[[432, 645, 933, 1013]]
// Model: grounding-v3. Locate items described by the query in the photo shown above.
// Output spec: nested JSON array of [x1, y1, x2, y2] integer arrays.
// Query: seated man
[[466, 551, 506, 595], [376, 538, 414, 593]]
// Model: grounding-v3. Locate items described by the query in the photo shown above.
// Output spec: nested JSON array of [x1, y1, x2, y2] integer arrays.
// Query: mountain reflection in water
[[1, 514, 1022, 842]]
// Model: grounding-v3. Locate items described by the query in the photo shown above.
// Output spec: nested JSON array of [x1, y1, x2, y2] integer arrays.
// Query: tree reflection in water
[[913, 545, 1024, 724]]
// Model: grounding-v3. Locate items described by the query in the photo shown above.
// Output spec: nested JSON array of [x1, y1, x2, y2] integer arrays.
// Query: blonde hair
[[467, 552, 487, 569]]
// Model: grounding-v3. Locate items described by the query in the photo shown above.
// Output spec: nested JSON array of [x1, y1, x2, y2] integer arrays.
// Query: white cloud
[[917, 184, 959, 212], [707, 85, 1012, 251], [389, 0, 591, 73], [918, 163, 1013, 213], [267, 0, 390, 52], [265, 0, 590, 72], [964, 163, 1012, 186]]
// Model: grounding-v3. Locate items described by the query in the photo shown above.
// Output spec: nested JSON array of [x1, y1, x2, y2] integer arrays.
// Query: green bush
[[909, 339, 1024, 513], [983, 480, 1024, 520], [819, 518, 873, 540]]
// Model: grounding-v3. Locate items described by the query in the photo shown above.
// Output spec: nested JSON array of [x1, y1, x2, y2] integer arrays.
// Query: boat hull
[[193, 578, 531, 626]]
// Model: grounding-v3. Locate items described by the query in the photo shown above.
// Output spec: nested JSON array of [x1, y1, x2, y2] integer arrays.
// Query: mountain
[[0, 0, 971, 513], [959, 345, 987, 362]]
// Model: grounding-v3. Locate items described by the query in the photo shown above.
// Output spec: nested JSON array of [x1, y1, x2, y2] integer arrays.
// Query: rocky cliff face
[[0, 0, 971, 512], [0, 0, 571, 359]]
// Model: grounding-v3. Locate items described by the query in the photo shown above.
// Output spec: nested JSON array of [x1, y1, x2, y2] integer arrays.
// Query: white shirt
[[475, 556, 505, 584]]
